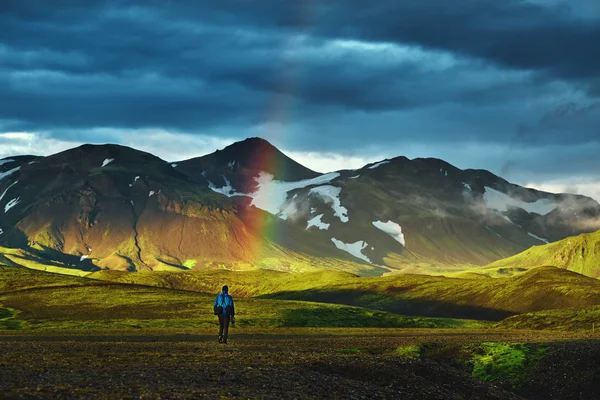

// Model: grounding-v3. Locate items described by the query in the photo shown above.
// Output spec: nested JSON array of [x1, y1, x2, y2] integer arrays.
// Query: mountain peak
[[176, 137, 320, 189]]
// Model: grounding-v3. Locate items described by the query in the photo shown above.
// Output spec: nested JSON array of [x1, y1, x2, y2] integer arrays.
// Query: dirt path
[[0, 329, 598, 399]]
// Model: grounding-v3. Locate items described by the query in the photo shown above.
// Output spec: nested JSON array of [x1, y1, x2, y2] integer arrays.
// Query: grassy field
[[497, 305, 600, 331], [0, 265, 487, 330], [3, 262, 600, 399], [90, 265, 600, 321]]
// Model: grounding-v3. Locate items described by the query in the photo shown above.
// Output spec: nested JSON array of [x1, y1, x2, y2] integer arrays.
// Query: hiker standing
[[213, 285, 235, 344]]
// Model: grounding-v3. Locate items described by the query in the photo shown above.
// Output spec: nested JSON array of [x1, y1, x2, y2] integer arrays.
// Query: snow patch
[[0, 166, 20, 182], [0, 181, 18, 202], [130, 200, 134, 206], [349, 175, 360, 179], [101, 158, 114, 167], [483, 187, 557, 215], [149, 191, 155, 197], [250, 172, 340, 216], [306, 214, 330, 231], [368, 160, 390, 169], [463, 183, 472, 191], [208, 176, 246, 197], [310, 207, 317, 214], [0, 228, 3, 235], [0, 159, 15, 166], [372, 220, 405, 246], [528, 232, 549, 244], [80, 255, 89, 262], [227, 160, 236, 169], [4, 197, 20, 213], [171, 163, 178, 168], [309, 185, 349, 222], [129, 176, 140, 187], [331, 238, 371, 263]]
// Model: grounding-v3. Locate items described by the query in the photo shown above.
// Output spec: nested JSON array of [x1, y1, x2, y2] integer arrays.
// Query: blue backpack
[[214, 293, 233, 316]]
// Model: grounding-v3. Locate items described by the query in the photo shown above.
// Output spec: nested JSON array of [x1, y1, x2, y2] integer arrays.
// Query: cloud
[[281, 150, 384, 174], [0, 0, 599, 195], [0, 130, 234, 162]]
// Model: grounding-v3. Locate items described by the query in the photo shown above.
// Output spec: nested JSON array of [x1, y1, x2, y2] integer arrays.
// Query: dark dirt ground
[[0, 328, 598, 400]]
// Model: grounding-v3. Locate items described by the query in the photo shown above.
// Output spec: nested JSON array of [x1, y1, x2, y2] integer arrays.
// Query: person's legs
[[218, 315, 225, 343], [222, 316, 230, 343]]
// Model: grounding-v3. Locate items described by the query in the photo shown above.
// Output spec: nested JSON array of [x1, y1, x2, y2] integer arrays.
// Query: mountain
[[174, 137, 320, 193], [1, 138, 599, 276], [485, 229, 600, 278], [0, 144, 376, 275], [177, 144, 600, 271]]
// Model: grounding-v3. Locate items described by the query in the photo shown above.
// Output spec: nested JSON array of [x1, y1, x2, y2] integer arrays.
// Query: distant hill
[[90, 266, 600, 321], [2, 138, 600, 276], [485, 229, 600, 277]]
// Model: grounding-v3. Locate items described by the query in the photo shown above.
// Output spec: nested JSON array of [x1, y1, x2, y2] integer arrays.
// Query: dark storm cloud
[[0, 0, 599, 157]]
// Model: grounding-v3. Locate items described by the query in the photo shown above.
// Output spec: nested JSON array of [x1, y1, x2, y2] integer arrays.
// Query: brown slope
[[0, 144, 379, 275]]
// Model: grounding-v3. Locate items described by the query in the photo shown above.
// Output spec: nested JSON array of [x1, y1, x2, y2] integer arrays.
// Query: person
[[213, 285, 235, 344]]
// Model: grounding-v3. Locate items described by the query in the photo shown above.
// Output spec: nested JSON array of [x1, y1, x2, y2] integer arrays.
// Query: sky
[[1, 0, 600, 200]]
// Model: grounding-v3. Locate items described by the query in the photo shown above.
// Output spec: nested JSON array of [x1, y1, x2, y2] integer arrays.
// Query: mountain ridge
[[2, 138, 600, 276]]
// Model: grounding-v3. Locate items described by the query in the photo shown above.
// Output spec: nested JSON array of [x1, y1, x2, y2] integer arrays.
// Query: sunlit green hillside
[[485, 230, 600, 278], [0, 265, 486, 330]]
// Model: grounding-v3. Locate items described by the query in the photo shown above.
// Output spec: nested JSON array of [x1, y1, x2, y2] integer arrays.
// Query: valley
[[3, 139, 600, 400]]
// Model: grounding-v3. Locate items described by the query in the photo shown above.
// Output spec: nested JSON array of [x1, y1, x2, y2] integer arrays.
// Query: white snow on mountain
[[249, 172, 340, 216], [309, 185, 349, 222], [528, 232, 549, 244], [80, 255, 89, 262], [208, 176, 246, 197], [349, 175, 360, 179], [306, 214, 330, 230], [331, 238, 371, 263], [101, 158, 114, 167], [278, 201, 298, 220], [483, 186, 557, 215], [0, 228, 3, 235], [463, 183, 471, 191], [227, 160, 236, 169], [0, 166, 20, 182], [129, 176, 140, 187], [149, 191, 155, 197], [368, 160, 390, 169], [0, 181, 18, 202], [0, 159, 15, 166], [171, 163, 178, 168], [4, 197, 20, 213], [207, 171, 344, 220], [372, 220, 406, 246], [310, 207, 317, 214]]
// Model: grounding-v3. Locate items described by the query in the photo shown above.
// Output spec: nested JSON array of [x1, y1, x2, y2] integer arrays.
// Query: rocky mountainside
[[1, 138, 599, 276]]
